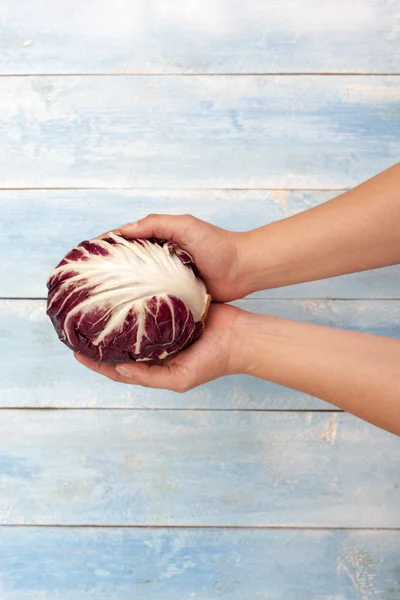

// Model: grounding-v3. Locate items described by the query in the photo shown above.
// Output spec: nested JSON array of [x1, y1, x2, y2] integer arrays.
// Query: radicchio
[[47, 233, 210, 363]]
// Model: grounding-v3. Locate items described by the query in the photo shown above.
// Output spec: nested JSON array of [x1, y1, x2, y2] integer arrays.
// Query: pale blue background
[[0, 1, 399, 597]]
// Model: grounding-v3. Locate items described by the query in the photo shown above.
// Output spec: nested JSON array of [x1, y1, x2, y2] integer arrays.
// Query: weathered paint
[[0, 528, 398, 599], [0, 409, 397, 527], [3, 189, 400, 299], [1, 0, 399, 592], [0, 76, 398, 188], [1, 299, 399, 409], [0, 0, 399, 74]]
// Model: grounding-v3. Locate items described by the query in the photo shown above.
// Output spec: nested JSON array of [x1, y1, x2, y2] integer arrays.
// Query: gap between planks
[[0, 73, 398, 78], [0, 407, 344, 412], [0, 524, 398, 531], [0, 187, 349, 192]]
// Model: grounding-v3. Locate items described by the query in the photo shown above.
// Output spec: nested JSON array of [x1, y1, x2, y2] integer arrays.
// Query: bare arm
[[77, 303, 400, 436], [118, 163, 400, 301], [238, 163, 400, 295], [78, 164, 400, 435], [233, 311, 400, 436]]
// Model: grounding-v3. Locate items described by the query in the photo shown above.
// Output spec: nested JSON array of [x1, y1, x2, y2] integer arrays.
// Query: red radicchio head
[[47, 233, 210, 363]]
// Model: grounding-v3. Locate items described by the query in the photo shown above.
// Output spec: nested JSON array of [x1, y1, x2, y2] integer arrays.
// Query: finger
[[74, 353, 134, 385], [120, 214, 197, 245], [74, 352, 188, 390], [91, 228, 121, 241], [115, 360, 191, 392]]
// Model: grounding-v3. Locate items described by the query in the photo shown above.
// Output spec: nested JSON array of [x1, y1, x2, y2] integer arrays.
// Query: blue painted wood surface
[[0, 0, 399, 74], [1, 299, 399, 409], [0, 409, 398, 527], [1, 0, 399, 596], [0, 528, 398, 599], [3, 189, 400, 299], [0, 76, 398, 188]]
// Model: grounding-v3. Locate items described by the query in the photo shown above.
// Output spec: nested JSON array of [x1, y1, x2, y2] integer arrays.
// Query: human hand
[[74, 304, 244, 392], [119, 214, 246, 302]]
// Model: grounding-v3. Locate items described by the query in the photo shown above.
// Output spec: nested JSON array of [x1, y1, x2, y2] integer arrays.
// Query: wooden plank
[[0, 528, 398, 599], [2, 189, 400, 299], [0, 76, 398, 189], [1, 299, 399, 409], [0, 409, 398, 527], [0, 0, 399, 74]]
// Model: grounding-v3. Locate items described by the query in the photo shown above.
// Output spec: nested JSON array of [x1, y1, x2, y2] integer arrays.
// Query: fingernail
[[116, 365, 135, 378], [120, 222, 137, 232]]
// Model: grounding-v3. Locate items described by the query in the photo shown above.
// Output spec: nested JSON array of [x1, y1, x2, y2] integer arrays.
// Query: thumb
[[115, 360, 193, 393], [120, 213, 200, 247]]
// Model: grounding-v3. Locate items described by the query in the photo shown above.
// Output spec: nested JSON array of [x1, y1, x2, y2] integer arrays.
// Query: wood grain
[[3, 189, 400, 299], [1, 0, 399, 592], [2, 299, 399, 409], [0, 76, 398, 189], [0, 409, 398, 527], [0, 527, 398, 599], [0, 0, 399, 74]]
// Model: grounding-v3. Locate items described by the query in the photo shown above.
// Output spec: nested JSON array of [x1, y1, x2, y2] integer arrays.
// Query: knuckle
[[141, 213, 159, 222], [173, 379, 192, 393], [181, 213, 195, 222], [174, 385, 186, 394]]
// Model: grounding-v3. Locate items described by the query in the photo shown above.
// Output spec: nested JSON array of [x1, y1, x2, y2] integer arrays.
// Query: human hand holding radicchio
[[47, 164, 400, 437], [46, 233, 211, 364]]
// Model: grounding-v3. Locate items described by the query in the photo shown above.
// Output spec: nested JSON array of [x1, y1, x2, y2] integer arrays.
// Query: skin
[[75, 162, 400, 436]]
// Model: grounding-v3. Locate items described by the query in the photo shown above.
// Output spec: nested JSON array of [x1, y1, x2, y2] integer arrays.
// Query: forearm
[[238, 163, 400, 294], [234, 312, 400, 436]]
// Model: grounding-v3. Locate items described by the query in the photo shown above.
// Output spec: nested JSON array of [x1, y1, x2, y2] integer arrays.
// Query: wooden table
[[0, 1, 399, 597]]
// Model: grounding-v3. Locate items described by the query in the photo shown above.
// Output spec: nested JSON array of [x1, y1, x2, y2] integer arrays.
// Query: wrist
[[230, 310, 295, 379], [228, 309, 265, 376], [235, 219, 311, 296], [232, 230, 263, 297], [234, 225, 285, 297]]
